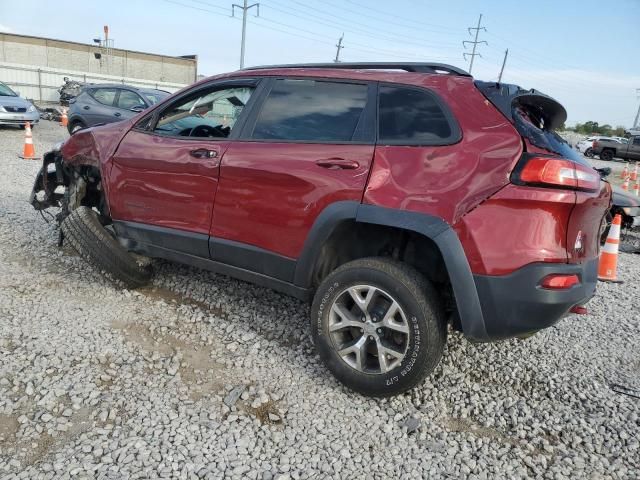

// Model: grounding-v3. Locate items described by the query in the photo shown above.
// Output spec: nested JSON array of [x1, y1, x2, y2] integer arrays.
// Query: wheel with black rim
[[311, 257, 446, 397], [584, 147, 594, 158], [600, 149, 614, 161]]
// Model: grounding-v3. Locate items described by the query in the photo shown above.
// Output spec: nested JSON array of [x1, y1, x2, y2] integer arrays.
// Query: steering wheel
[[190, 124, 230, 138]]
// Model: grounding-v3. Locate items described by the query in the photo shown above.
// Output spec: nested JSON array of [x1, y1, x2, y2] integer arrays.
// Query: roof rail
[[243, 62, 471, 77]]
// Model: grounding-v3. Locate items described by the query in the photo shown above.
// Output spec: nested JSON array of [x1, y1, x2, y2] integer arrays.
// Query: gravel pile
[[1, 122, 639, 479]]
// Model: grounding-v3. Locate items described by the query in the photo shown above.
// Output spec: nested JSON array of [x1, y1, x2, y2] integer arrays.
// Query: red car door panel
[[109, 130, 227, 234], [212, 142, 374, 258]]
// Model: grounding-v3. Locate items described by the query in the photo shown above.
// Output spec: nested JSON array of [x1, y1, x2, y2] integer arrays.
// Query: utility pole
[[232, 0, 260, 69], [463, 14, 487, 75], [634, 88, 640, 128], [498, 48, 508, 83], [334, 34, 344, 63]]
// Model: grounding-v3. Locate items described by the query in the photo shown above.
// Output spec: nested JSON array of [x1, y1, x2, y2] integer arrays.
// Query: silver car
[[0, 81, 40, 128]]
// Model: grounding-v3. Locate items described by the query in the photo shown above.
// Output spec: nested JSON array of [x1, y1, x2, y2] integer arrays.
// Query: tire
[[584, 148, 594, 158], [68, 120, 85, 135], [600, 149, 614, 161], [311, 257, 447, 397], [61, 206, 151, 288]]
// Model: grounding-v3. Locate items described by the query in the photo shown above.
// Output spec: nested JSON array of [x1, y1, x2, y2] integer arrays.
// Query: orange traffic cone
[[621, 164, 629, 179], [631, 163, 638, 182], [598, 214, 622, 282], [634, 182, 639, 197], [622, 178, 629, 191], [60, 107, 68, 127], [18, 122, 39, 160]]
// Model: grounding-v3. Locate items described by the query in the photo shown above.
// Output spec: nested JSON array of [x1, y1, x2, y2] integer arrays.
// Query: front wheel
[[311, 257, 446, 397], [600, 149, 614, 161]]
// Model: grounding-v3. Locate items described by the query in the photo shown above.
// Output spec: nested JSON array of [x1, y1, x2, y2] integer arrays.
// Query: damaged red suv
[[31, 63, 611, 396]]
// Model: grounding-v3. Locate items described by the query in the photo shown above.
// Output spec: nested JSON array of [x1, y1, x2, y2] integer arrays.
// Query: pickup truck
[[593, 136, 639, 161]]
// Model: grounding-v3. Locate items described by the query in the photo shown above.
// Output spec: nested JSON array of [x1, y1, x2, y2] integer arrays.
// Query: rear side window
[[251, 79, 368, 142], [634, 137, 640, 146], [91, 88, 117, 106], [378, 86, 458, 144]]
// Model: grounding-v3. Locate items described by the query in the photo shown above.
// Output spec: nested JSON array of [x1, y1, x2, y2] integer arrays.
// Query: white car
[[576, 136, 622, 158]]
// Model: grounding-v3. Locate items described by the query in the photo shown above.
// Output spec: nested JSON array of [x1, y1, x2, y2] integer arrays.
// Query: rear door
[[86, 87, 119, 125], [629, 137, 640, 160], [108, 79, 260, 254], [211, 77, 375, 265]]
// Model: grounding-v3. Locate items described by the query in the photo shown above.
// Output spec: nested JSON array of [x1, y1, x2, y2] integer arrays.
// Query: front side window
[[634, 137, 640, 146], [91, 88, 117, 106], [117, 90, 146, 110], [153, 86, 254, 138], [378, 86, 455, 144], [251, 79, 368, 142]]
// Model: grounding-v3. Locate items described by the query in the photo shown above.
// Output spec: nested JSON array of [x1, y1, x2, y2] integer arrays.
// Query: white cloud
[[0, 24, 14, 33]]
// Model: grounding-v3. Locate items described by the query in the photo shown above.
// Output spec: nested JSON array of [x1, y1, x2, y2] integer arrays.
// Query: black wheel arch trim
[[293, 201, 488, 341]]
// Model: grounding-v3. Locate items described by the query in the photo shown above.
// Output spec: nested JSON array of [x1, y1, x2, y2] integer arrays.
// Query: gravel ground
[[1, 121, 639, 479]]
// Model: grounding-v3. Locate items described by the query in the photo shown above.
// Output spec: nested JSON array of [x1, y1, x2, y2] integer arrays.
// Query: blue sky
[[1, 0, 639, 127]]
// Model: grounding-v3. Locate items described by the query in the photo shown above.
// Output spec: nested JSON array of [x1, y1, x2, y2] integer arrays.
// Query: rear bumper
[[472, 259, 598, 340]]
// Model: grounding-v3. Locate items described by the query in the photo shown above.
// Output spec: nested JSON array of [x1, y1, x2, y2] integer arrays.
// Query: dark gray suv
[[67, 84, 169, 134]]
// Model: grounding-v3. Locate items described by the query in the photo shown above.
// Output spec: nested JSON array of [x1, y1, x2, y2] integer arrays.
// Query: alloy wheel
[[328, 285, 410, 374]]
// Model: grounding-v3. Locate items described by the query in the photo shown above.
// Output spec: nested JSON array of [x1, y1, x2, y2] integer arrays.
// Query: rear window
[[251, 79, 368, 142], [91, 88, 117, 106], [513, 106, 590, 166], [378, 86, 458, 144]]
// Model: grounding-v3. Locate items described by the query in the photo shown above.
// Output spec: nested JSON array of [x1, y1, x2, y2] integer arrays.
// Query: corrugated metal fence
[[0, 61, 189, 104]]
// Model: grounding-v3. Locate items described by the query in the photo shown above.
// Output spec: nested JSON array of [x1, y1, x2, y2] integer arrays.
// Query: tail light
[[512, 155, 600, 192]]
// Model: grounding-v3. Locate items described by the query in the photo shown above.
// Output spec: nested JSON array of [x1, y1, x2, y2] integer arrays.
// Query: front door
[[108, 81, 259, 245], [629, 137, 640, 161], [212, 78, 376, 263]]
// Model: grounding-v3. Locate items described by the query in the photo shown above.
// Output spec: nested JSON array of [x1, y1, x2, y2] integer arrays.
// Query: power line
[[164, 0, 460, 66], [462, 14, 487, 74], [342, 0, 462, 35], [262, 0, 461, 51], [232, 0, 260, 69]]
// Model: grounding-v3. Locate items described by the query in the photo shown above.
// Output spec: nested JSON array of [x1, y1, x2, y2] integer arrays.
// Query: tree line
[[562, 121, 627, 137]]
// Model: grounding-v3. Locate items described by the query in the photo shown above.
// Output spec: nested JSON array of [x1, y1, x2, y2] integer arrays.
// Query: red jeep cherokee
[[31, 63, 611, 396]]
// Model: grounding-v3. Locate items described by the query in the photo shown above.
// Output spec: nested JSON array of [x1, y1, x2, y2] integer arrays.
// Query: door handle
[[114, 112, 121, 117], [190, 148, 218, 159], [315, 158, 360, 170], [83, 105, 90, 110]]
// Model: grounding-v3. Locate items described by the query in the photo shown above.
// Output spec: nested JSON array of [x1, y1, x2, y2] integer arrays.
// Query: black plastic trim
[[209, 237, 296, 282], [132, 241, 309, 300], [113, 221, 209, 258], [354, 205, 487, 341], [293, 202, 488, 341], [294, 201, 361, 287], [473, 259, 598, 340]]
